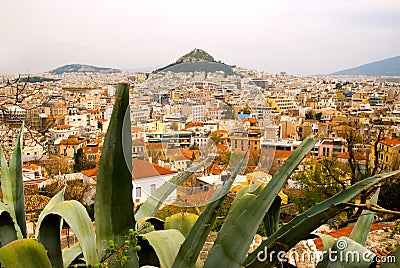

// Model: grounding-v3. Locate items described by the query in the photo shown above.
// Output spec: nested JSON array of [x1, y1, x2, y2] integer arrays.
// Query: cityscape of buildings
[[1, 63, 400, 213]]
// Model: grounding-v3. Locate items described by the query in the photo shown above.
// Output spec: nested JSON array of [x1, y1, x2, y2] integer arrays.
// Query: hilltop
[[49, 64, 121, 74], [155, 48, 234, 75], [331, 56, 400, 76], [176, 48, 215, 63]]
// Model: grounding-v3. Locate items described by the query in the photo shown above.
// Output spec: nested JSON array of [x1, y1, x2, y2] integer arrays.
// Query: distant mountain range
[[331, 56, 400, 76], [49, 64, 121, 74], [155, 48, 235, 75]]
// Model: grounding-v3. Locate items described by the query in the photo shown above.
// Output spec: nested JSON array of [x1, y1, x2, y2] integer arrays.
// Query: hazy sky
[[1, 0, 400, 75]]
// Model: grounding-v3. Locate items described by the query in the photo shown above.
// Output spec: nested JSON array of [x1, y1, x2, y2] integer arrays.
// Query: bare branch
[[344, 203, 400, 216]]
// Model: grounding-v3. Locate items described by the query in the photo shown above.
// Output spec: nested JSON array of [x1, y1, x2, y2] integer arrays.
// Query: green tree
[[315, 112, 322, 121], [170, 122, 179, 131], [222, 104, 235, 119], [292, 158, 349, 212], [239, 105, 251, 114], [305, 110, 314, 119], [209, 132, 222, 145]]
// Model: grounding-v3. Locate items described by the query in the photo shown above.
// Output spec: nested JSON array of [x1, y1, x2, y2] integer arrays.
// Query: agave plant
[[0, 83, 399, 268]]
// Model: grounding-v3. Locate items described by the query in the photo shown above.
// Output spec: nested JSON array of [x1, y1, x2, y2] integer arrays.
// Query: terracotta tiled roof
[[81, 159, 177, 180], [60, 138, 86, 145], [178, 190, 216, 203], [132, 127, 143, 132], [185, 122, 204, 127], [336, 152, 367, 160], [96, 118, 107, 123], [180, 149, 199, 160], [216, 144, 229, 153], [132, 158, 177, 179], [378, 138, 400, 147], [81, 167, 98, 177], [210, 164, 224, 175], [23, 164, 38, 171], [166, 148, 188, 161], [243, 117, 258, 124], [56, 124, 72, 130], [274, 150, 293, 158]]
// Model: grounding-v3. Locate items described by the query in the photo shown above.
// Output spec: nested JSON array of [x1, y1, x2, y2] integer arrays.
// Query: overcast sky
[[1, 0, 400, 75]]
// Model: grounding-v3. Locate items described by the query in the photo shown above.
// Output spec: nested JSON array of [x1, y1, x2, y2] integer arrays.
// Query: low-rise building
[[370, 138, 400, 172]]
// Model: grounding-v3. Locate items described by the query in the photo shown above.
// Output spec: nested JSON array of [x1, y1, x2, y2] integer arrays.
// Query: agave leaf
[[172, 153, 247, 268], [349, 188, 380, 245], [94, 83, 136, 254], [319, 236, 376, 268], [0, 127, 26, 238], [142, 229, 185, 268], [204, 135, 319, 268], [34, 189, 65, 267], [263, 196, 281, 237], [0, 239, 52, 268], [135, 155, 212, 221], [165, 213, 199, 237], [35, 188, 65, 238], [316, 234, 336, 251], [0, 202, 20, 246], [36, 200, 98, 266], [62, 244, 83, 268], [243, 170, 400, 267]]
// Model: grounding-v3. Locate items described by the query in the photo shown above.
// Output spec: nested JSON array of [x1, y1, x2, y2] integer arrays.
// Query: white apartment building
[[131, 107, 150, 124], [192, 105, 206, 122], [48, 125, 80, 144], [65, 113, 89, 128]]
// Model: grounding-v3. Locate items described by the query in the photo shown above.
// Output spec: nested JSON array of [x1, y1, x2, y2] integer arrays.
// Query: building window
[[150, 184, 156, 194], [136, 187, 141, 198]]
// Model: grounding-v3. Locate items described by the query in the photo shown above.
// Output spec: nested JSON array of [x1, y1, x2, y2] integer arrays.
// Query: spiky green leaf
[[0, 202, 20, 246], [349, 188, 380, 245], [317, 234, 336, 251], [263, 196, 281, 237], [165, 213, 198, 237], [36, 200, 98, 266], [0, 127, 26, 237], [34, 189, 65, 267], [204, 135, 319, 268], [0, 239, 52, 268], [172, 153, 247, 268], [142, 229, 185, 268], [62, 244, 83, 268], [244, 170, 399, 267], [94, 83, 136, 253]]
